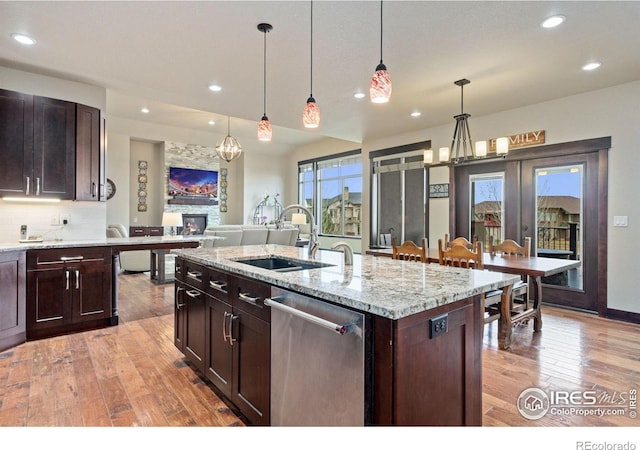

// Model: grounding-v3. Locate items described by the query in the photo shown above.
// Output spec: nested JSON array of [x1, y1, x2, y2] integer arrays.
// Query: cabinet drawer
[[129, 227, 148, 237], [27, 246, 110, 269], [183, 259, 206, 291], [232, 275, 271, 322], [147, 227, 163, 236], [205, 267, 231, 302]]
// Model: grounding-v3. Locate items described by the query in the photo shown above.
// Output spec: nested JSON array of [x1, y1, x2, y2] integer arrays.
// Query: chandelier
[[216, 117, 242, 162]]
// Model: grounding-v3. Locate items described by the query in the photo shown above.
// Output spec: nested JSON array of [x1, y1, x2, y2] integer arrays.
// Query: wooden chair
[[488, 237, 531, 315], [444, 234, 479, 251], [392, 238, 428, 263], [438, 239, 502, 326]]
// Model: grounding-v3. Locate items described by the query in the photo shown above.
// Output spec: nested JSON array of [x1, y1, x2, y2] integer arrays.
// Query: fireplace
[[178, 214, 207, 235]]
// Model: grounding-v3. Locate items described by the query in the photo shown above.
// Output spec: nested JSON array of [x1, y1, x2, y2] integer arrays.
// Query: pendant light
[[370, 0, 392, 104], [302, 0, 320, 128], [216, 116, 243, 162], [257, 23, 273, 141]]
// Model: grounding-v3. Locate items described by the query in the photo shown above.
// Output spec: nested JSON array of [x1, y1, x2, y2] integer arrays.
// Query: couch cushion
[[267, 228, 299, 246], [211, 230, 243, 246], [240, 228, 269, 245]]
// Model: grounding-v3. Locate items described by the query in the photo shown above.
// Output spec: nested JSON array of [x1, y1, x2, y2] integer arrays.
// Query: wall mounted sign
[[137, 160, 148, 212], [429, 183, 449, 198], [489, 130, 545, 152]]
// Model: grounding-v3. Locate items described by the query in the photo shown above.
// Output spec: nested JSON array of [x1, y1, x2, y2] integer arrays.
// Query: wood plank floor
[[1, 271, 639, 427]]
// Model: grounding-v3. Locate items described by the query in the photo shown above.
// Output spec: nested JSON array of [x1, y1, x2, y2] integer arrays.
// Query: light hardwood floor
[[1, 271, 639, 427]]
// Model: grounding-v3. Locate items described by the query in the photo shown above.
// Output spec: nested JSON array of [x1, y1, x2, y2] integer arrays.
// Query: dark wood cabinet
[[0, 89, 34, 197], [0, 88, 103, 201], [33, 96, 76, 199], [174, 258, 271, 425], [130, 226, 163, 237], [0, 251, 27, 352], [75, 103, 104, 201], [26, 247, 112, 340]]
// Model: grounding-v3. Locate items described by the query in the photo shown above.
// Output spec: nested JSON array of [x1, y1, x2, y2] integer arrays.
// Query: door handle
[[175, 287, 185, 309], [65, 270, 70, 290], [228, 314, 238, 346], [25, 176, 30, 195], [222, 311, 230, 343], [75, 270, 79, 289]]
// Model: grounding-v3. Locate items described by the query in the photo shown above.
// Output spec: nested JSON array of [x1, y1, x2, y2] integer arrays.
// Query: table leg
[[531, 276, 543, 332], [156, 250, 166, 283], [498, 284, 513, 350], [150, 251, 158, 281]]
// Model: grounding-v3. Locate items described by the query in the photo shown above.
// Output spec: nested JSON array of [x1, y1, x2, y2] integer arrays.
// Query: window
[[298, 151, 362, 238], [469, 172, 505, 247], [370, 142, 429, 248]]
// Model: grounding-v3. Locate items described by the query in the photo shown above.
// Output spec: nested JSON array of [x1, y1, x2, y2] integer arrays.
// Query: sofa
[[106, 224, 152, 272], [203, 224, 299, 247]]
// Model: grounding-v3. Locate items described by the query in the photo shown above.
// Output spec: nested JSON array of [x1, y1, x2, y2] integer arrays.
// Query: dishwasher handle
[[265, 297, 351, 335]]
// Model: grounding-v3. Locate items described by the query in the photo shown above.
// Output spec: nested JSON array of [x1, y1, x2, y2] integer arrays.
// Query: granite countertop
[[0, 235, 207, 253], [172, 244, 521, 320]]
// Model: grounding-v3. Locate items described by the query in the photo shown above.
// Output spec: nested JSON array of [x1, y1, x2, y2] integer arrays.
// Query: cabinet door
[[0, 251, 26, 352], [26, 266, 68, 332], [33, 96, 76, 199], [75, 104, 102, 201], [183, 287, 206, 373], [205, 294, 233, 399], [70, 259, 112, 323], [0, 89, 33, 196], [232, 311, 270, 426]]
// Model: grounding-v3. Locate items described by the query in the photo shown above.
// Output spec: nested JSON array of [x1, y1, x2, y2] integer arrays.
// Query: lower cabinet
[[0, 251, 26, 352], [174, 258, 271, 425], [26, 247, 112, 340]]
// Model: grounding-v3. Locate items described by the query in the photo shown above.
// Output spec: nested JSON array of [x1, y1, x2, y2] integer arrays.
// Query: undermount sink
[[234, 256, 334, 273]]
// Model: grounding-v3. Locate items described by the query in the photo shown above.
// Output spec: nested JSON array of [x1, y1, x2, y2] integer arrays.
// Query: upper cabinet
[[0, 88, 104, 201]]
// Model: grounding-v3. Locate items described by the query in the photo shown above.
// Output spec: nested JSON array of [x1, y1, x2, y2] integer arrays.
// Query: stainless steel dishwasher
[[265, 287, 365, 426]]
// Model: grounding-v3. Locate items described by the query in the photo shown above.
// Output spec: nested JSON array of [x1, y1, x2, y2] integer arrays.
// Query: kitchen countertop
[[173, 244, 521, 320], [0, 235, 206, 253]]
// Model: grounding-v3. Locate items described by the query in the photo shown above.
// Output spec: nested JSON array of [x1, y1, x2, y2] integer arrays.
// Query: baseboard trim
[[606, 308, 640, 325]]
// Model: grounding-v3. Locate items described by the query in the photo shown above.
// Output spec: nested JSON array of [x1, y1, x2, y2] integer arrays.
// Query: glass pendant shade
[[258, 115, 272, 141], [475, 140, 488, 157], [303, 97, 320, 128], [439, 147, 450, 162], [216, 135, 243, 162], [496, 137, 509, 155], [370, 63, 392, 103], [423, 149, 433, 164]]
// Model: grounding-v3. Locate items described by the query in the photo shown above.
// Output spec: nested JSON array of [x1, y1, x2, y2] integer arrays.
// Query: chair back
[[438, 239, 484, 269], [489, 236, 531, 257], [392, 238, 427, 262], [444, 233, 478, 250]]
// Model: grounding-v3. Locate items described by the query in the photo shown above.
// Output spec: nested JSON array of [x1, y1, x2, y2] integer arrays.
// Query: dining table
[[366, 246, 582, 349]]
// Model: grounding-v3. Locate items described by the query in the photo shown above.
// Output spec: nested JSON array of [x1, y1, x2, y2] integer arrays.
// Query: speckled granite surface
[[172, 244, 521, 320], [0, 236, 207, 253]]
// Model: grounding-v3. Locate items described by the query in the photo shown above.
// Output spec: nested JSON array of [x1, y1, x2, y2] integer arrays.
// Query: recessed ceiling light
[[11, 33, 36, 45], [582, 62, 601, 71], [208, 120, 215, 125], [353, 92, 366, 99], [208, 84, 222, 92], [141, 107, 150, 114], [541, 15, 566, 28], [410, 111, 421, 118]]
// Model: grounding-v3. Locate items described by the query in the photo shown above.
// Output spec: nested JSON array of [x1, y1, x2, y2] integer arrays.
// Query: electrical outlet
[[50, 214, 60, 226], [60, 213, 70, 225], [429, 313, 448, 338]]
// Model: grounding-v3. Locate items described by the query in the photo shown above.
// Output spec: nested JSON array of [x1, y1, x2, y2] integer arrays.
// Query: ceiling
[[2, 1, 639, 155]]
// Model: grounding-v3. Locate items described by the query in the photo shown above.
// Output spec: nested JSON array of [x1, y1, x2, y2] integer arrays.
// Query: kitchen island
[[172, 244, 520, 426]]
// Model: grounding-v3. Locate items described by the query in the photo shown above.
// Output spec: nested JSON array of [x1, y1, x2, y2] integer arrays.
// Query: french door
[[452, 138, 609, 313]]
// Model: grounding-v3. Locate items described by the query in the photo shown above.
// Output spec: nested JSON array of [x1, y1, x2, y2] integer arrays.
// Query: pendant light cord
[[460, 84, 464, 114], [309, 0, 313, 97], [263, 30, 267, 116], [379, 0, 384, 64]]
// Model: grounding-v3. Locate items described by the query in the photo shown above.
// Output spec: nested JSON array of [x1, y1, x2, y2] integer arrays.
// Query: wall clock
[[106, 178, 116, 200]]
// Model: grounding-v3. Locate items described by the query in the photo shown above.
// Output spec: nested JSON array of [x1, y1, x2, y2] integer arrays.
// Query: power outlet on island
[[429, 313, 448, 339]]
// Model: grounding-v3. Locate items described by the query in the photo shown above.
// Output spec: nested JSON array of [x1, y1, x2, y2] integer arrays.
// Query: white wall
[[242, 152, 289, 225], [105, 132, 130, 227]]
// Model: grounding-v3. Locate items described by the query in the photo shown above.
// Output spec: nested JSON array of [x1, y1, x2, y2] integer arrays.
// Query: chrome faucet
[[331, 241, 353, 266], [277, 204, 319, 258]]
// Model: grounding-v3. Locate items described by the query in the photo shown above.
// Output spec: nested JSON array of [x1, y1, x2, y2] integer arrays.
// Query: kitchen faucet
[[331, 241, 353, 266], [277, 204, 319, 258]]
